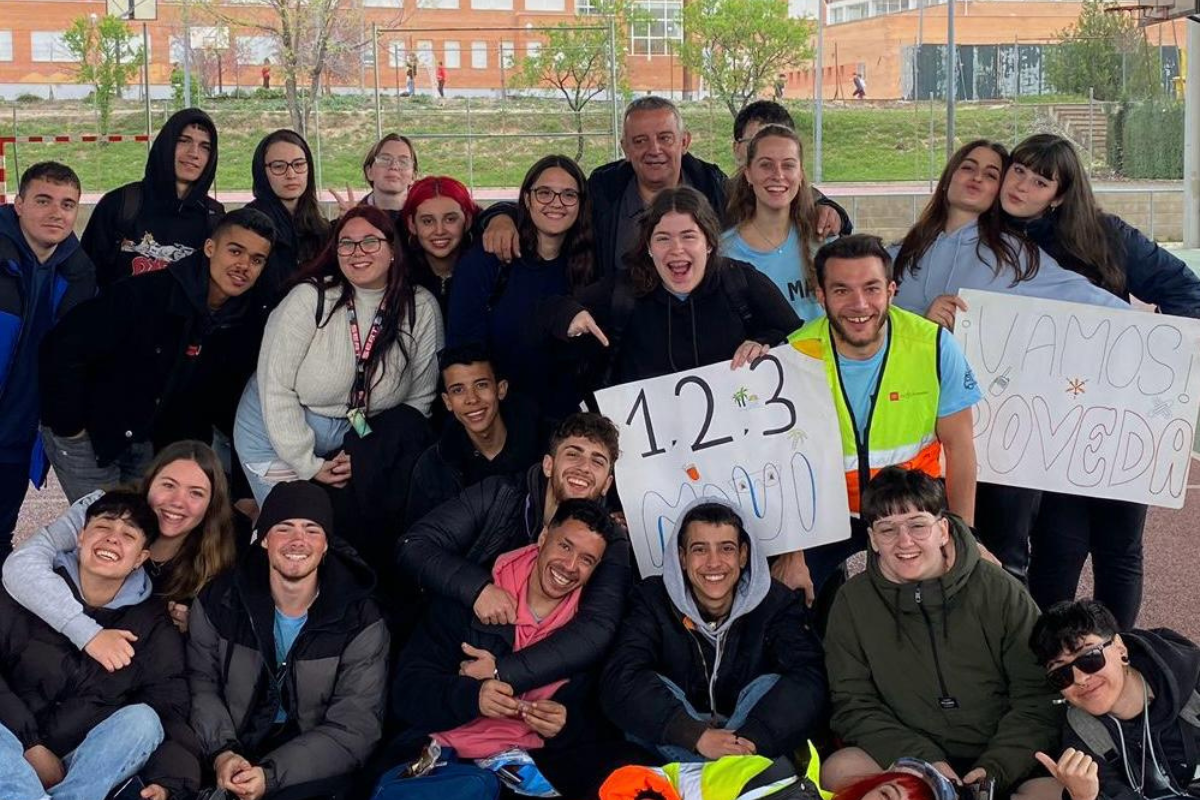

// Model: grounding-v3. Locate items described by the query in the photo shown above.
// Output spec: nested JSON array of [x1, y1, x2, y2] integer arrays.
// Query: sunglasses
[[1046, 639, 1114, 690]]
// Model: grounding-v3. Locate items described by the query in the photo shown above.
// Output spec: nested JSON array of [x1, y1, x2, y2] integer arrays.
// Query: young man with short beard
[[188, 481, 388, 800]]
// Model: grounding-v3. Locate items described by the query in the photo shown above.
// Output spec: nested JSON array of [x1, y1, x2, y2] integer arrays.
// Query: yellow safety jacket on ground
[[788, 306, 942, 512]]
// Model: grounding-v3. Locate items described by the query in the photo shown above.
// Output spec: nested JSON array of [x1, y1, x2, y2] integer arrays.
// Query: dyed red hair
[[834, 773, 936, 800], [401, 175, 481, 229]]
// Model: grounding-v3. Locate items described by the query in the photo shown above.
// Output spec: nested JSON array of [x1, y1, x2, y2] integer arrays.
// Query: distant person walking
[[406, 55, 417, 97], [262, 58, 271, 90], [437, 61, 447, 98], [852, 72, 866, 99]]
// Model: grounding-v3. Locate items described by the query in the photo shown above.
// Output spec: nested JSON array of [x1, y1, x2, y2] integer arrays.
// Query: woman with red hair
[[234, 204, 443, 506], [834, 770, 941, 800], [402, 175, 480, 316]]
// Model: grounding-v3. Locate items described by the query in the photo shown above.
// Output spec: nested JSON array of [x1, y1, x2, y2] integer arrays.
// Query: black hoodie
[[1063, 628, 1200, 800], [245, 131, 330, 303], [40, 256, 265, 464], [82, 108, 224, 288]]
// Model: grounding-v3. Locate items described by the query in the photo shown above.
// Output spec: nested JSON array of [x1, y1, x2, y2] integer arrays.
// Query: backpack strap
[[722, 261, 754, 328], [118, 183, 142, 240], [1067, 706, 1118, 760], [486, 260, 513, 312]]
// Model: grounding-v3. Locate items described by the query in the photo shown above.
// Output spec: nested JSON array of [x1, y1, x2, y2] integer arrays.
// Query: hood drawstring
[[689, 299, 700, 368], [666, 299, 677, 373]]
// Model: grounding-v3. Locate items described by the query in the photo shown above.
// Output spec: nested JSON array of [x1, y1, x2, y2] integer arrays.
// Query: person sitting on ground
[[188, 480, 389, 800], [41, 207, 275, 503], [0, 491, 199, 800], [1030, 598, 1200, 800], [385, 499, 633, 798], [82, 107, 223, 287], [822, 466, 1061, 800], [0, 161, 95, 561], [601, 500, 827, 764], [833, 758, 978, 800], [405, 343, 542, 527], [397, 412, 631, 696]]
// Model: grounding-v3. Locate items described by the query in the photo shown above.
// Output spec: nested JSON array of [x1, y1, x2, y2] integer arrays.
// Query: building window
[[236, 35, 275, 64], [526, 40, 542, 57], [0, 31, 13, 62], [501, 40, 515, 68], [363, 0, 403, 6], [630, 0, 681, 56], [31, 32, 74, 63], [527, 0, 566, 9], [444, 40, 461, 68], [471, 40, 487, 68], [576, 0, 599, 11], [387, 42, 407, 68], [472, 0, 514, 8], [416, 39, 435, 68]]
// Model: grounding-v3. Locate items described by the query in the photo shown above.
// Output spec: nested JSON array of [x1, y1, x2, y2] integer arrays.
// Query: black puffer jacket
[[82, 108, 224, 288], [39, 258, 265, 464], [396, 463, 632, 694], [1062, 628, 1200, 800], [187, 544, 389, 795], [0, 569, 200, 798]]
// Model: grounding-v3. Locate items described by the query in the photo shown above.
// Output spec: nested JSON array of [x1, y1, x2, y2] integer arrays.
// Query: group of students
[[0, 94, 1198, 800]]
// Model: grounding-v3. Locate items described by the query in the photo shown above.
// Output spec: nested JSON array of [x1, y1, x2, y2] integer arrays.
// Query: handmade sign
[[957, 289, 1200, 509], [594, 347, 851, 577]]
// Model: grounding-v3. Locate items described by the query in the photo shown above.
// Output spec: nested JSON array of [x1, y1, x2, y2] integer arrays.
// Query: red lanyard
[[347, 294, 386, 411]]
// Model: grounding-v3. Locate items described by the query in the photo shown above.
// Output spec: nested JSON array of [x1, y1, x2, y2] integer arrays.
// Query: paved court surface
[[14, 459, 1200, 641]]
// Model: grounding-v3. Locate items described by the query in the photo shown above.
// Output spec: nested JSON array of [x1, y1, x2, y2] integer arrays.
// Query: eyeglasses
[[530, 186, 580, 207], [337, 236, 385, 256], [373, 154, 414, 171], [1046, 639, 1114, 691], [266, 158, 309, 176], [869, 514, 941, 542]]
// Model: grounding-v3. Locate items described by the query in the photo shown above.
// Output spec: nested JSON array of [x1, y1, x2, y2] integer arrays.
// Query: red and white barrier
[[0, 134, 151, 204]]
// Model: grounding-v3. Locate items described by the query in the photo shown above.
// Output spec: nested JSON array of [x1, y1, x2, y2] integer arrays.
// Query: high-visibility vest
[[788, 306, 942, 512], [599, 755, 802, 800]]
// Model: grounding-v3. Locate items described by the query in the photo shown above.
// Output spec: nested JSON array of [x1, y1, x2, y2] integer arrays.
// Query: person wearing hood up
[[81, 107, 224, 288], [245, 129, 331, 304], [601, 500, 827, 764], [40, 207, 274, 503], [1030, 599, 1200, 800], [187, 480, 389, 800], [0, 490, 200, 800], [822, 466, 1061, 800], [0, 161, 95, 560]]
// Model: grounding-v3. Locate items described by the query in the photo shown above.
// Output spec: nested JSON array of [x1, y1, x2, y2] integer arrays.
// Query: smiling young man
[[387, 499, 628, 797], [0, 162, 95, 559], [779, 233, 982, 597], [82, 108, 224, 287], [188, 481, 389, 800], [0, 491, 199, 800], [405, 344, 542, 526], [40, 207, 275, 502], [398, 412, 631, 696], [601, 501, 827, 764]]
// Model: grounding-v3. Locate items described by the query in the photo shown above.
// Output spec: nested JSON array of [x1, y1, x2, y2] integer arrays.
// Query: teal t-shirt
[[721, 226, 825, 324], [273, 608, 308, 723]]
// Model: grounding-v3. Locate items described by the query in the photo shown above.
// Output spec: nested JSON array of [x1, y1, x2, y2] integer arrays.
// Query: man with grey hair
[[481, 95, 849, 279]]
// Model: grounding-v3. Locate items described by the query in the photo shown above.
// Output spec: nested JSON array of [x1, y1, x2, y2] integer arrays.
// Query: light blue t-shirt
[[837, 326, 981, 439], [722, 227, 825, 324], [273, 608, 308, 723]]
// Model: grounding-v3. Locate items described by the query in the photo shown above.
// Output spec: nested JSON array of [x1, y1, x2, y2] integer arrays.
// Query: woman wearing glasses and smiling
[[447, 155, 596, 420], [822, 466, 1062, 800], [1030, 599, 1200, 800], [234, 205, 442, 507], [245, 129, 331, 301]]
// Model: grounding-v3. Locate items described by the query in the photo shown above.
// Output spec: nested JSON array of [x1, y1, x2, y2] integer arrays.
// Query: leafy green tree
[[1045, 0, 1160, 101], [679, 0, 814, 118], [62, 14, 144, 134], [515, 1, 637, 161]]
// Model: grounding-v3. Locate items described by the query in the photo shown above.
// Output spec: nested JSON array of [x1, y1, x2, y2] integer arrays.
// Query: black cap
[[255, 481, 334, 540]]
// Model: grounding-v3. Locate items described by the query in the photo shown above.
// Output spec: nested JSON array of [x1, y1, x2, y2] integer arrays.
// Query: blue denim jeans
[[636, 673, 781, 763], [42, 429, 153, 505], [233, 376, 351, 506], [0, 704, 164, 800]]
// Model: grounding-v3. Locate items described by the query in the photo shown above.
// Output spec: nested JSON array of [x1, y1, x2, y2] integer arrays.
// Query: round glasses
[[266, 158, 309, 176], [531, 187, 580, 207], [869, 514, 941, 542], [337, 236, 385, 256], [374, 154, 414, 171], [1046, 639, 1114, 691]]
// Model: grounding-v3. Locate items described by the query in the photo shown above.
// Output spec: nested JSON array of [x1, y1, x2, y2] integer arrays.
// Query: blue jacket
[[1014, 211, 1200, 318], [0, 205, 95, 476]]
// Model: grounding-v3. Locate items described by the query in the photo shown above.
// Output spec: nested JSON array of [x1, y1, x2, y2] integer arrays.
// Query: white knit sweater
[[257, 281, 444, 479]]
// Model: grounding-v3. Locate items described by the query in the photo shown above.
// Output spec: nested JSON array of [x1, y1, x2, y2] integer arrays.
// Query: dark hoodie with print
[[40, 254, 266, 464], [81, 108, 223, 288], [245, 131, 329, 303]]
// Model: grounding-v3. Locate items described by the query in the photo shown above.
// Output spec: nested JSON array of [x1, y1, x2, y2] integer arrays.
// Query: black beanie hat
[[255, 481, 334, 539]]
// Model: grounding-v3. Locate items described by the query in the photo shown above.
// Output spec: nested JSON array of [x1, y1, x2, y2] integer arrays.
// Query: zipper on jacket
[[687, 626, 720, 723], [914, 585, 959, 709]]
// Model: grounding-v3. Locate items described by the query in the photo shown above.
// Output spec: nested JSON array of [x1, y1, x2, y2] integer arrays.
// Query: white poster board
[[594, 347, 851, 577], [956, 289, 1200, 509]]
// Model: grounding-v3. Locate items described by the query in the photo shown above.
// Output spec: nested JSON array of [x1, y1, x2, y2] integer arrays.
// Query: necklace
[[748, 218, 788, 253]]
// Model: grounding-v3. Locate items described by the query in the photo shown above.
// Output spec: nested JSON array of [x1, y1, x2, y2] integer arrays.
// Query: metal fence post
[[373, 24, 382, 142], [466, 96, 475, 192], [1088, 86, 1095, 177]]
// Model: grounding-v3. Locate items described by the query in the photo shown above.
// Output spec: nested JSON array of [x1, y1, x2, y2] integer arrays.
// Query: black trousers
[[1027, 492, 1147, 629], [973, 483, 1042, 583], [0, 462, 29, 563]]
